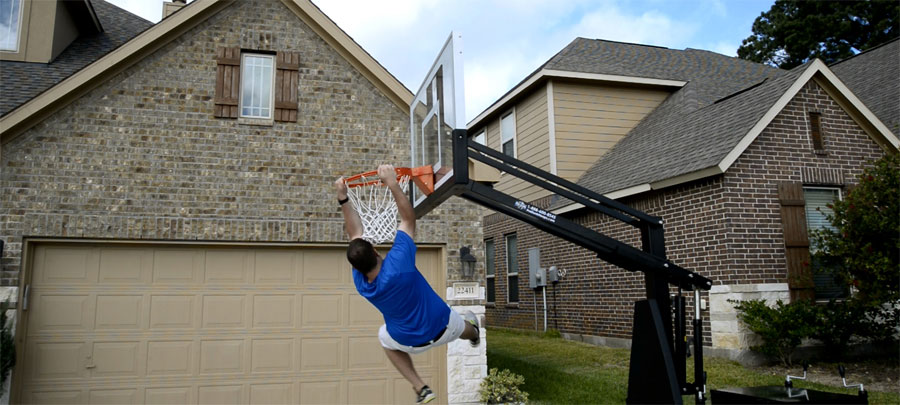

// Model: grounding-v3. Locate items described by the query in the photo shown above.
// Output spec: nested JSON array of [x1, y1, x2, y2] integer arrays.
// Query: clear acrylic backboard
[[410, 32, 465, 212]]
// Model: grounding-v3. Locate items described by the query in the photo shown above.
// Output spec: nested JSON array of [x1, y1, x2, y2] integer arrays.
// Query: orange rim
[[345, 165, 435, 195]]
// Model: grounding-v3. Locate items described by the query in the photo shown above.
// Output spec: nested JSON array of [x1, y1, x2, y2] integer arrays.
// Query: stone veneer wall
[[483, 79, 888, 358], [0, 0, 484, 402]]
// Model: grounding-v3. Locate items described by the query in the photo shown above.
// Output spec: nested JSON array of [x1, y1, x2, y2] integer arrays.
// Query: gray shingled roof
[[830, 39, 900, 137], [538, 38, 798, 202], [574, 64, 805, 197], [0, 0, 152, 117]]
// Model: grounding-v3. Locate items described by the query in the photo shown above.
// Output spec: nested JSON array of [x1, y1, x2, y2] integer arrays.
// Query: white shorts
[[378, 308, 466, 354]]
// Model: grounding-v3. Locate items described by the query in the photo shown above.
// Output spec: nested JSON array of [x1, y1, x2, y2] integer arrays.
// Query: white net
[[346, 174, 410, 244]]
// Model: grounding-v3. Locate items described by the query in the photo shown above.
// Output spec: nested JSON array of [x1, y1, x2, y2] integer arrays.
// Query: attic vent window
[[0, 0, 22, 52], [808, 112, 825, 152]]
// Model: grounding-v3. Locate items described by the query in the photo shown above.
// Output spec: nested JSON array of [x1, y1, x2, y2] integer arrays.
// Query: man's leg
[[384, 348, 426, 392]]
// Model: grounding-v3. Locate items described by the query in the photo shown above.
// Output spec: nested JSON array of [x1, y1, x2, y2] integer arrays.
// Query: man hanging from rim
[[335, 164, 481, 404]]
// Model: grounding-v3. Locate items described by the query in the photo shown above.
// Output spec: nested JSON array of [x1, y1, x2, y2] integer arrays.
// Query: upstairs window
[[240, 53, 275, 119], [501, 111, 516, 157], [0, 0, 22, 52], [474, 129, 486, 146]]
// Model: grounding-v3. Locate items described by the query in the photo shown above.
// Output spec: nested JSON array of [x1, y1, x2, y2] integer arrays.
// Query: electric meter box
[[528, 248, 546, 288]]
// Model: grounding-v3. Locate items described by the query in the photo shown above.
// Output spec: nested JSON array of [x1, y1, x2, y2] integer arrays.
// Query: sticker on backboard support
[[514, 200, 557, 223]]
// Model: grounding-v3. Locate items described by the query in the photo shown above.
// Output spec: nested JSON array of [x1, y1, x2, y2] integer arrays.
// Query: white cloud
[[566, 4, 698, 48]]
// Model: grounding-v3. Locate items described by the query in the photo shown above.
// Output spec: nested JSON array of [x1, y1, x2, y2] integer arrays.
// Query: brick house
[[0, 0, 485, 403], [471, 38, 899, 361]]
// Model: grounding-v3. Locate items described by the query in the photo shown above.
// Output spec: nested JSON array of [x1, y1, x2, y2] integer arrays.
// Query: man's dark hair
[[347, 238, 378, 273]]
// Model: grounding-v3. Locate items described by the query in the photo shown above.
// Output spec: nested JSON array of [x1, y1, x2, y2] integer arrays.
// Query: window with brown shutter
[[214, 47, 241, 118], [777, 182, 815, 301], [274, 51, 299, 122], [809, 112, 824, 151]]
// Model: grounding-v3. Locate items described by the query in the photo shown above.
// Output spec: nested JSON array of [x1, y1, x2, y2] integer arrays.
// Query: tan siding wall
[[553, 82, 669, 182], [494, 86, 550, 202]]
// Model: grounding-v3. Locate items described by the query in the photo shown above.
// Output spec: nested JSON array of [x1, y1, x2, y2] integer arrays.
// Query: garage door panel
[[31, 294, 93, 332], [300, 294, 343, 327], [89, 388, 139, 404], [198, 384, 243, 405], [254, 251, 300, 285], [149, 295, 196, 329], [26, 389, 86, 404], [152, 250, 203, 284], [204, 250, 253, 284], [348, 379, 388, 405], [250, 338, 294, 373], [348, 294, 382, 326], [98, 249, 152, 284], [29, 340, 90, 381], [96, 295, 143, 330], [347, 336, 388, 370], [144, 386, 191, 404], [299, 337, 342, 371], [21, 244, 446, 404], [35, 247, 99, 285], [249, 382, 294, 404], [91, 341, 142, 378], [299, 380, 340, 404], [301, 251, 346, 284], [201, 295, 247, 329], [147, 341, 194, 376], [252, 295, 296, 328], [199, 340, 245, 375]]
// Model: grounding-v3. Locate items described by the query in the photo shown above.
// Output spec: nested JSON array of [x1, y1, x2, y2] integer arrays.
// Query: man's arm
[[335, 177, 363, 240], [378, 164, 415, 239]]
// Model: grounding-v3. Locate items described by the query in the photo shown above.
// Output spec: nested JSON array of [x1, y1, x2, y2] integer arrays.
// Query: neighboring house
[[472, 38, 899, 361], [0, 1, 485, 403]]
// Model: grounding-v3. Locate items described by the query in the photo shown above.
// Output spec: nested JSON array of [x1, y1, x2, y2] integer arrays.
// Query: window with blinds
[[485, 239, 495, 304], [803, 187, 847, 299], [506, 233, 519, 303]]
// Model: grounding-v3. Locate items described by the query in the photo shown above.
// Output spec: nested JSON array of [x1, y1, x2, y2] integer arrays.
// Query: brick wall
[[484, 78, 888, 347], [0, 0, 482, 284]]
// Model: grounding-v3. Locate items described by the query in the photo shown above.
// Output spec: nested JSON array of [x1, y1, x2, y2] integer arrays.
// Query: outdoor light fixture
[[459, 245, 477, 278]]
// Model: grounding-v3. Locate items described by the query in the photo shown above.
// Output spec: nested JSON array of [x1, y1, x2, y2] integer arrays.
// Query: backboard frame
[[410, 32, 465, 217]]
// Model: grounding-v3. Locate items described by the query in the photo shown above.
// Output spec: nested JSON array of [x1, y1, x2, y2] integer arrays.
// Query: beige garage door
[[16, 243, 446, 404]]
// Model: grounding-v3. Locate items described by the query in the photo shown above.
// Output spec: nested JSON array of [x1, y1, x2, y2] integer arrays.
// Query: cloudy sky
[[107, 0, 775, 122]]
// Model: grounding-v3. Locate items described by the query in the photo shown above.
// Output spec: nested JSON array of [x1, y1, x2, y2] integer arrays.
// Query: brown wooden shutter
[[777, 182, 815, 301], [214, 47, 241, 118], [274, 51, 299, 122]]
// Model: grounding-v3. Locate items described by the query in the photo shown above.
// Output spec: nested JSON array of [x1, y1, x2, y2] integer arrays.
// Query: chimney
[[163, 0, 187, 19]]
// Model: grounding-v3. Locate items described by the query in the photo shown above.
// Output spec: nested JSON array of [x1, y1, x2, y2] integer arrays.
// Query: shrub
[[1, 299, 14, 397], [479, 368, 529, 404], [731, 299, 817, 366], [811, 299, 867, 358]]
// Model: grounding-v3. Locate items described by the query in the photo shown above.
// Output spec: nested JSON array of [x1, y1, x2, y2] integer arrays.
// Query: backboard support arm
[[419, 129, 711, 403]]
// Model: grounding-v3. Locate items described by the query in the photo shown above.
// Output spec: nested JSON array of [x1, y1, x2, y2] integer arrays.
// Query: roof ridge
[[829, 37, 900, 67], [578, 37, 668, 50]]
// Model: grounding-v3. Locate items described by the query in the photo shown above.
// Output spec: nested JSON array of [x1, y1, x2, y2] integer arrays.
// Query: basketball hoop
[[344, 166, 434, 244]]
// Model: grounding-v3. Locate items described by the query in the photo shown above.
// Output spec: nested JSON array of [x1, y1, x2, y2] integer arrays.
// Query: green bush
[[730, 299, 817, 366], [1, 299, 14, 397], [811, 299, 867, 358], [479, 368, 529, 404]]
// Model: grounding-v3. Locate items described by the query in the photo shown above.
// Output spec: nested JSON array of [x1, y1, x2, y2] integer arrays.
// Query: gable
[[0, 0, 411, 147]]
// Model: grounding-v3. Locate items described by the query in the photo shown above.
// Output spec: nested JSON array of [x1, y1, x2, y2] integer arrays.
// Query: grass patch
[[486, 328, 899, 404]]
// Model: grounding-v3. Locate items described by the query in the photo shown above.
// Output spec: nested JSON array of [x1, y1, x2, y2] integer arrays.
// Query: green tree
[[738, 1, 899, 69], [811, 155, 899, 340]]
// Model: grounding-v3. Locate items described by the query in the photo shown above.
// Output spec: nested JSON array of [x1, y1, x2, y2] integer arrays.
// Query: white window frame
[[506, 233, 518, 304], [500, 109, 516, 158], [474, 129, 486, 146], [0, 0, 24, 53], [485, 238, 495, 304], [239, 53, 276, 120], [803, 186, 846, 301]]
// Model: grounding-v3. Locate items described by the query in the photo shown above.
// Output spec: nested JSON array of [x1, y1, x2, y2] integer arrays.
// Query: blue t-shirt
[[352, 230, 451, 346]]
